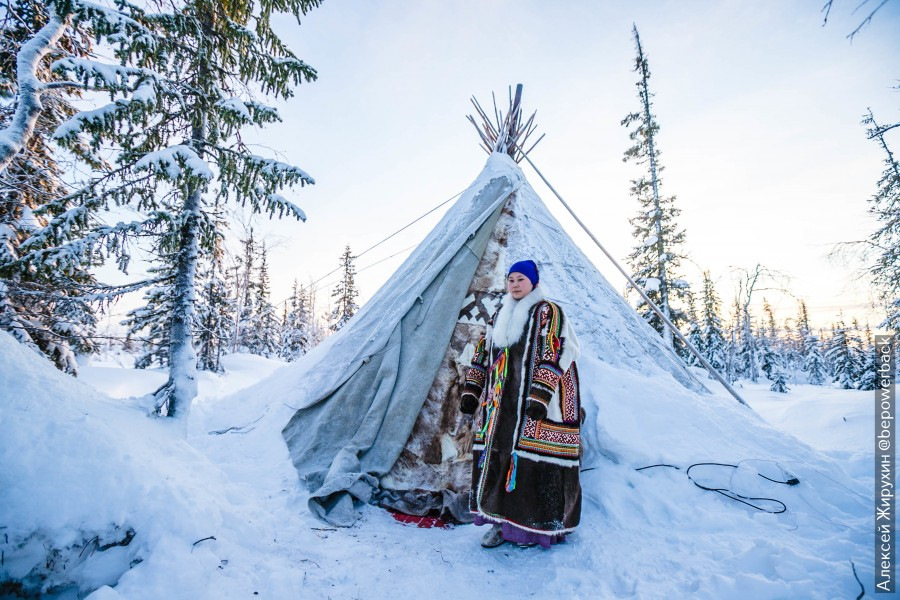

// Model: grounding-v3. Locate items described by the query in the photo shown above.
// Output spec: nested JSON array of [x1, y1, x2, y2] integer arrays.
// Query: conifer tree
[[699, 271, 728, 379], [758, 333, 776, 382], [768, 361, 790, 393], [330, 244, 358, 332], [233, 230, 257, 352], [780, 318, 801, 381], [280, 279, 314, 361], [25, 0, 321, 421], [862, 110, 900, 334], [730, 266, 783, 384], [848, 318, 867, 384], [304, 277, 327, 346], [795, 299, 824, 384], [0, 0, 102, 373], [621, 25, 691, 347], [796, 299, 812, 341], [857, 325, 878, 391], [825, 315, 857, 389], [735, 308, 760, 383], [122, 263, 175, 369], [245, 241, 279, 357], [757, 304, 789, 393], [683, 293, 704, 369], [724, 297, 741, 384], [759, 299, 788, 390], [803, 333, 829, 385], [762, 299, 779, 349], [195, 233, 231, 373]]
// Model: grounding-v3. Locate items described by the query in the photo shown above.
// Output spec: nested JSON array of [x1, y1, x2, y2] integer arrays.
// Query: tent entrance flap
[[376, 195, 519, 521], [284, 194, 509, 526]]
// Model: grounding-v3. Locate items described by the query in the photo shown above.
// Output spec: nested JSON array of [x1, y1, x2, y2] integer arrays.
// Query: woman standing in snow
[[460, 260, 582, 548]]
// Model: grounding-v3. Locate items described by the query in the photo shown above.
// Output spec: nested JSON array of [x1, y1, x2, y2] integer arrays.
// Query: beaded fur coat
[[460, 286, 583, 534]]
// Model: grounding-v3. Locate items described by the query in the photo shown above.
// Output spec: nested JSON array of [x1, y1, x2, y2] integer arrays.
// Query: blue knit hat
[[507, 260, 539, 287]]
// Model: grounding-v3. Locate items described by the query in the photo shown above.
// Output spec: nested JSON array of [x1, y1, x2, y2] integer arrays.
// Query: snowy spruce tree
[[723, 297, 741, 384], [734, 306, 760, 383], [848, 318, 867, 383], [780, 317, 803, 383], [699, 271, 728, 380], [621, 25, 691, 347], [232, 229, 258, 353], [279, 279, 315, 361], [121, 262, 175, 369], [759, 300, 779, 377], [38, 0, 320, 418], [803, 334, 829, 385], [195, 232, 232, 373], [231, 230, 279, 356], [862, 110, 900, 334], [244, 241, 280, 357], [0, 0, 105, 373], [856, 323, 878, 391], [795, 300, 829, 385], [825, 316, 858, 389], [329, 244, 359, 332], [682, 291, 705, 368], [756, 300, 788, 392]]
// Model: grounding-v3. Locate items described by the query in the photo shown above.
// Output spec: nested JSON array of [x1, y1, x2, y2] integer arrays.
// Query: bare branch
[[848, 0, 890, 40], [821, 0, 835, 24]]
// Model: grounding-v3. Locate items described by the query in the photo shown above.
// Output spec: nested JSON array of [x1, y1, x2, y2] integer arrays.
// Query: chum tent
[[280, 103, 716, 525]]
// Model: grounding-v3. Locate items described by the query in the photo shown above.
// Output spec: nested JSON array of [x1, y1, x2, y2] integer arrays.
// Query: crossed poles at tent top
[[466, 83, 545, 163]]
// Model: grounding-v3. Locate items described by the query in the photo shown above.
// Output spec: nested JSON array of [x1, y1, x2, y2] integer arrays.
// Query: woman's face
[[507, 272, 534, 300]]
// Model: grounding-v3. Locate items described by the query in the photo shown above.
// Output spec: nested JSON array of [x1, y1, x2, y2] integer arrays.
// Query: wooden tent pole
[[518, 150, 750, 408]]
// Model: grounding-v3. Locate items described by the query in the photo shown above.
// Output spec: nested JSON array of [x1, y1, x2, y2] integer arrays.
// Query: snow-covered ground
[[1, 333, 877, 599]]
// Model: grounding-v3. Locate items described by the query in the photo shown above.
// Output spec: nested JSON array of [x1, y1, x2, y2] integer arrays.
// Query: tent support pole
[[518, 151, 749, 408]]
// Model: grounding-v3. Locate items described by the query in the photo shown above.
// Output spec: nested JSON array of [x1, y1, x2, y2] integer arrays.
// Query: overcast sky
[[99, 1, 900, 335]]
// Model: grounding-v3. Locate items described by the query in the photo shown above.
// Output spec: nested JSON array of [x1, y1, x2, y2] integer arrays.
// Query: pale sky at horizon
[[97, 0, 900, 337]]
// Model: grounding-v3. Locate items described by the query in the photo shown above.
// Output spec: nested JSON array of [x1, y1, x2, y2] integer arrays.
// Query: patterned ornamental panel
[[458, 291, 504, 325]]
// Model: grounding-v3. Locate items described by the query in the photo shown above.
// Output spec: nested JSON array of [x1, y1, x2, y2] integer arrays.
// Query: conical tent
[[282, 153, 710, 526]]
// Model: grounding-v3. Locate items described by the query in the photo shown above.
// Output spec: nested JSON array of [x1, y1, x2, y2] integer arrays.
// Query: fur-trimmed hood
[[491, 287, 546, 348]]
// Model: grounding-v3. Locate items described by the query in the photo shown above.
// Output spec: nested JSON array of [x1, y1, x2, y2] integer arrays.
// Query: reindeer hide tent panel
[[282, 167, 519, 526]]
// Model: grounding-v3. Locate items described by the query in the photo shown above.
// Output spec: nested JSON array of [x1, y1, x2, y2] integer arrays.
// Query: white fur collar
[[491, 286, 546, 347]]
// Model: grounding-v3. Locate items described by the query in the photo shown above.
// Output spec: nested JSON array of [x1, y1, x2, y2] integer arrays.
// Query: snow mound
[[0, 332, 310, 598]]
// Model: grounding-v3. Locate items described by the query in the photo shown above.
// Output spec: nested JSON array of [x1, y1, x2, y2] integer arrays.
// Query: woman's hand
[[525, 399, 547, 420]]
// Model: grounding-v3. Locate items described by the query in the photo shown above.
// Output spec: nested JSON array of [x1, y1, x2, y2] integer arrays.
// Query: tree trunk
[[153, 123, 204, 421]]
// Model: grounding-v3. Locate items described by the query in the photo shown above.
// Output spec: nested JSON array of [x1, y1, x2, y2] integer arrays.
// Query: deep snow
[[0, 328, 877, 599]]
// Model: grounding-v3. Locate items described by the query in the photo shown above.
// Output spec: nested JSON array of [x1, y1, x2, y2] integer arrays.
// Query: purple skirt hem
[[473, 514, 567, 549]]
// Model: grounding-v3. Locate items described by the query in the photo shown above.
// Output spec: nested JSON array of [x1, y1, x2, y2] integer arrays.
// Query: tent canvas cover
[[282, 152, 789, 527]]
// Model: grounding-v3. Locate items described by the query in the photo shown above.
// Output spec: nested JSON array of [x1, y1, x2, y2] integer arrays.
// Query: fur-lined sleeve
[[527, 301, 579, 412], [460, 333, 489, 414]]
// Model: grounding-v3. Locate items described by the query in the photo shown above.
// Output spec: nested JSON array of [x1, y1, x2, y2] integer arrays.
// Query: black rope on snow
[[636, 462, 800, 515], [850, 559, 865, 600]]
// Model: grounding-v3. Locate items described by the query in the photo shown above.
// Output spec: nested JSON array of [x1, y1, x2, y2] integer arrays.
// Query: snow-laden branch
[[253, 155, 314, 183], [51, 57, 158, 90], [215, 97, 280, 128], [265, 192, 306, 221], [0, 15, 68, 174], [134, 145, 214, 181], [71, 0, 145, 31]]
